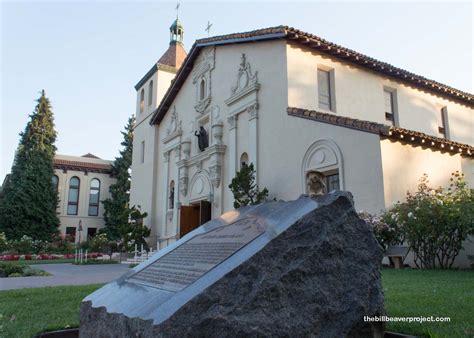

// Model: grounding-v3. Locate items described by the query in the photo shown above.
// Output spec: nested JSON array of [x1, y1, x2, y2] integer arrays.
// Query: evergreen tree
[[228, 163, 269, 209], [0, 90, 59, 240], [102, 116, 135, 240]]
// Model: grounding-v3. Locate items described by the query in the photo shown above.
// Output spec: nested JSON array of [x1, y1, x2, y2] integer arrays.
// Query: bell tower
[[170, 19, 184, 44], [158, 15, 187, 69]]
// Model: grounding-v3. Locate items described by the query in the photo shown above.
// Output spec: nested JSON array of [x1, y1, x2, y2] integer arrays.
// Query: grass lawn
[[383, 269, 474, 337], [0, 270, 472, 337], [0, 284, 102, 338], [10, 259, 76, 265]]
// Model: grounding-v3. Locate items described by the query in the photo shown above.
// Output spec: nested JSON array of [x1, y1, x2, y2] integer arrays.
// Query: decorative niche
[[193, 47, 215, 115], [162, 106, 182, 144]]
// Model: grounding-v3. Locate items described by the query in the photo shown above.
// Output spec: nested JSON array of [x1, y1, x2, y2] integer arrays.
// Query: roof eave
[[149, 32, 288, 126]]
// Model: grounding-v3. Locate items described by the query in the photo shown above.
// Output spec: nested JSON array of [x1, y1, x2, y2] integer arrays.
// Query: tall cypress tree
[[102, 116, 135, 240], [0, 90, 59, 240]]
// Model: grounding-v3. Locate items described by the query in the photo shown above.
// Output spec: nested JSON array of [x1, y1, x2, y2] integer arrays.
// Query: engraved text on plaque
[[127, 217, 265, 292]]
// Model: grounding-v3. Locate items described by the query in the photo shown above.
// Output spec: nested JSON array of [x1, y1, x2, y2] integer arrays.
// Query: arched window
[[168, 180, 175, 210], [52, 175, 59, 192], [240, 152, 249, 169], [199, 79, 206, 100], [148, 81, 153, 106], [67, 177, 80, 215], [301, 139, 344, 194], [88, 179, 100, 216], [139, 89, 145, 113]]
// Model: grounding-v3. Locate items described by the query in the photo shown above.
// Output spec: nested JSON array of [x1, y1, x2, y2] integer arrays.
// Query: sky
[[1, 1, 472, 180]]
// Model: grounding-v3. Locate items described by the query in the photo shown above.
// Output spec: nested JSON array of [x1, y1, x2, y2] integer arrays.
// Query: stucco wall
[[380, 139, 473, 207], [258, 114, 386, 214], [136, 38, 472, 254], [54, 168, 114, 240], [380, 140, 474, 268], [286, 43, 473, 146], [154, 41, 289, 241], [130, 68, 175, 239]]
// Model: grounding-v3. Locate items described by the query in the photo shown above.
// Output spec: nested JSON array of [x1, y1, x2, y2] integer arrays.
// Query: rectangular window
[[87, 227, 97, 239], [67, 177, 80, 215], [318, 69, 333, 111], [439, 107, 449, 139], [383, 88, 399, 126], [384, 89, 395, 125], [66, 227, 76, 242], [141, 141, 145, 163], [325, 173, 340, 191]]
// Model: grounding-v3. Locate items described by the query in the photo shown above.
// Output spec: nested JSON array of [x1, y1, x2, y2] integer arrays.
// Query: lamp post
[[77, 220, 83, 244]]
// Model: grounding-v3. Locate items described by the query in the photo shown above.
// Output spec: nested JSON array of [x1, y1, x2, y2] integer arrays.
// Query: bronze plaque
[[128, 217, 265, 292]]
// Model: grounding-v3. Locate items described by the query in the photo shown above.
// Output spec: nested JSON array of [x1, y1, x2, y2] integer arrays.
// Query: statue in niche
[[168, 185, 175, 210], [306, 171, 327, 197], [195, 126, 209, 151]]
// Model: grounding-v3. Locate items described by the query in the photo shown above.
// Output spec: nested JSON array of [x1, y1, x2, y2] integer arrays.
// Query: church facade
[[130, 24, 473, 263]]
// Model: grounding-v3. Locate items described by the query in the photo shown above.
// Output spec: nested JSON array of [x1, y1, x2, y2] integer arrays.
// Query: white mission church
[[130, 20, 474, 260]]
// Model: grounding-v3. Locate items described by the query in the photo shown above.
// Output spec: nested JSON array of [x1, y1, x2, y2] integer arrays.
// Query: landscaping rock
[[80, 192, 384, 337]]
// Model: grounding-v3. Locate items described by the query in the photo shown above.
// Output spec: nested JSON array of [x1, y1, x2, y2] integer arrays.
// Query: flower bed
[[0, 253, 103, 261]]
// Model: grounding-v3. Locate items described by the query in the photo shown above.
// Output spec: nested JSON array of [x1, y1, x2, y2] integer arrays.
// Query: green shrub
[[73, 259, 117, 265], [28, 269, 50, 276], [46, 235, 75, 254], [0, 262, 25, 276], [359, 212, 404, 251], [385, 172, 474, 269], [0, 262, 50, 277], [22, 267, 50, 276], [229, 163, 269, 208], [0, 232, 10, 253], [89, 233, 109, 253], [8, 272, 23, 278]]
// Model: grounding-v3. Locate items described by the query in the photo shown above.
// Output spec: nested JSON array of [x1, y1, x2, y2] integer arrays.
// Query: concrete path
[[0, 263, 130, 290]]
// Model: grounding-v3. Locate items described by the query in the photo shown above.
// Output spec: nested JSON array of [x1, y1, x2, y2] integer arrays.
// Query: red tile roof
[[287, 107, 474, 158], [53, 158, 113, 174], [158, 41, 187, 69], [81, 153, 101, 159], [150, 26, 473, 125]]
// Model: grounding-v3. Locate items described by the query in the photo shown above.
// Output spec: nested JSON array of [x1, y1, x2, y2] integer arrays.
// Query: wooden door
[[199, 200, 212, 225], [180, 205, 200, 238]]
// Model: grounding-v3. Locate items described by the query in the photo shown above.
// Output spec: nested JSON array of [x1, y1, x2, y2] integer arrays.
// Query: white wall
[[380, 139, 473, 207], [286, 43, 473, 146], [130, 68, 176, 239], [154, 41, 289, 241], [137, 38, 473, 253]]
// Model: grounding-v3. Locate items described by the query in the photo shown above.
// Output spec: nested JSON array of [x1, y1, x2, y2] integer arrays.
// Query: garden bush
[[384, 172, 473, 269], [359, 212, 403, 251], [46, 235, 75, 254], [0, 232, 10, 253], [8, 272, 23, 278], [0, 262, 50, 277], [0, 262, 25, 277]]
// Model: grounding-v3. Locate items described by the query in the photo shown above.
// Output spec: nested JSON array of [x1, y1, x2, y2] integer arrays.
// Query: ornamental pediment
[[225, 54, 260, 106], [162, 106, 183, 144]]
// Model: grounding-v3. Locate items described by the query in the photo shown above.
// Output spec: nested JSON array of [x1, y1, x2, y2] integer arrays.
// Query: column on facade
[[227, 114, 238, 201], [161, 151, 170, 240], [247, 103, 258, 184]]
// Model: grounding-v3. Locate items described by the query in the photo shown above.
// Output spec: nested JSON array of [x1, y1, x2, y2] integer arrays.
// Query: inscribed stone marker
[[128, 217, 265, 292]]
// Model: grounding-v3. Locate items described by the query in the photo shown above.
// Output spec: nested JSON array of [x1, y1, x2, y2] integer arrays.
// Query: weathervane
[[205, 21, 213, 37]]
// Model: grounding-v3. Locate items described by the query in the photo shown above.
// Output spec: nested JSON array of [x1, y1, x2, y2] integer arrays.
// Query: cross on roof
[[205, 21, 212, 37], [175, 2, 180, 19]]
